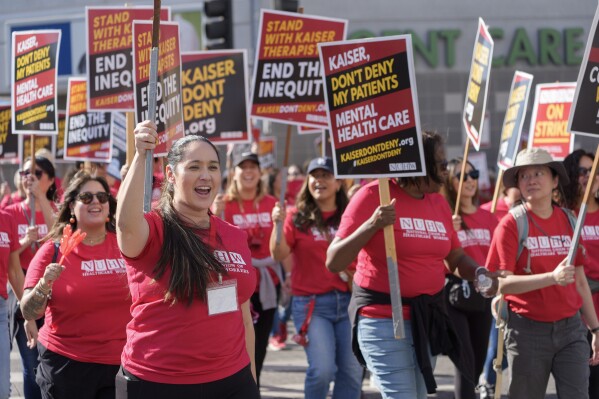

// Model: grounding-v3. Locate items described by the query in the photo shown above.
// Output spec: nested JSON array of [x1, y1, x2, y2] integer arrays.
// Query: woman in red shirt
[[486, 148, 599, 398], [270, 156, 363, 399], [20, 172, 130, 399], [222, 152, 279, 387], [116, 121, 258, 399], [442, 158, 497, 399]]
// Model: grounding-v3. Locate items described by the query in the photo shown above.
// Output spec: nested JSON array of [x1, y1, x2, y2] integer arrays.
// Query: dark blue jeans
[[15, 318, 42, 399]]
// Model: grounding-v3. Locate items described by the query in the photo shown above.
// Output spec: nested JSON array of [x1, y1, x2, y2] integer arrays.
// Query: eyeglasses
[[76, 192, 110, 204], [19, 169, 43, 179], [455, 170, 480, 181], [437, 160, 448, 172], [579, 167, 593, 177]]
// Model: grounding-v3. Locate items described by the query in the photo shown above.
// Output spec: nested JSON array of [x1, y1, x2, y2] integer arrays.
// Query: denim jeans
[[482, 317, 507, 386], [292, 291, 362, 399], [0, 297, 10, 399], [357, 316, 436, 399], [14, 318, 42, 399]]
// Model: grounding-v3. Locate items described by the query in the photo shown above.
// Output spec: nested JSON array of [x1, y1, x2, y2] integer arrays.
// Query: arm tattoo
[[21, 287, 49, 321]]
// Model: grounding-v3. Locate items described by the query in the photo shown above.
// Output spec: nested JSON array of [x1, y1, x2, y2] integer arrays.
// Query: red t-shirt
[[0, 211, 20, 299], [486, 206, 584, 322], [457, 208, 498, 265], [121, 211, 257, 384], [24, 233, 131, 364], [0, 192, 25, 209], [480, 197, 510, 222], [580, 209, 599, 320], [285, 179, 304, 206], [284, 208, 349, 296], [5, 202, 50, 270], [336, 180, 460, 319]]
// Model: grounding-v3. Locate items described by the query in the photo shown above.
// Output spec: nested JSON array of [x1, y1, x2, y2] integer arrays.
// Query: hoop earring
[[69, 214, 76, 224]]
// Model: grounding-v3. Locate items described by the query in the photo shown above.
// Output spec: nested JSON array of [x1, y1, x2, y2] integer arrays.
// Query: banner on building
[[11, 30, 61, 135], [86, 6, 170, 111], [497, 71, 534, 170], [181, 50, 250, 144], [251, 10, 347, 128], [0, 106, 19, 164], [528, 82, 575, 161], [463, 18, 494, 151], [318, 35, 425, 178], [133, 21, 184, 157], [64, 78, 113, 162]]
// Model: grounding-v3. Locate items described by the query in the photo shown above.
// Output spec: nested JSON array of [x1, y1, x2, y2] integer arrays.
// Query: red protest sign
[[528, 82, 576, 161], [497, 71, 534, 170], [251, 10, 347, 128], [463, 18, 494, 151], [64, 78, 112, 163], [11, 30, 61, 135], [86, 6, 170, 111], [133, 21, 184, 157], [318, 35, 425, 178], [181, 50, 251, 144]]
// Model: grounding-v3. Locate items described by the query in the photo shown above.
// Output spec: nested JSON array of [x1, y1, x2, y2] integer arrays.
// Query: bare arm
[[575, 266, 599, 365], [116, 121, 155, 258], [7, 251, 24, 300], [326, 199, 396, 273], [269, 202, 291, 261], [498, 257, 573, 295], [445, 247, 480, 281], [20, 262, 64, 320], [242, 300, 256, 382]]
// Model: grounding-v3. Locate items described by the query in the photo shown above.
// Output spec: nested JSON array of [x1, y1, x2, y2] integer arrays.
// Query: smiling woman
[[115, 121, 259, 399]]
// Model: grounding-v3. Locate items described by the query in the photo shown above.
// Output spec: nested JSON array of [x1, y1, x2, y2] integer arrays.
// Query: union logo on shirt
[[526, 235, 571, 257], [18, 224, 48, 237], [457, 228, 491, 248], [583, 225, 599, 241], [310, 226, 337, 241], [81, 258, 126, 276], [0, 232, 10, 248], [399, 217, 449, 241], [232, 212, 271, 229], [214, 250, 250, 274]]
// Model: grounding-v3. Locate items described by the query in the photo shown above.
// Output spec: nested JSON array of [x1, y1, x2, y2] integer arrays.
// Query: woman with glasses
[[487, 148, 599, 398], [442, 158, 497, 399], [5, 156, 57, 399], [326, 131, 497, 399], [562, 149, 599, 398], [19, 172, 130, 399]]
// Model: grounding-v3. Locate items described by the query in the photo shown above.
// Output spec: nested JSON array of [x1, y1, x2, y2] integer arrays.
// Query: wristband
[[591, 327, 599, 334]]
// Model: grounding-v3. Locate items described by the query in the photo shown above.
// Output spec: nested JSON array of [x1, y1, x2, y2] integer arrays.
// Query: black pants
[[35, 342, 119, 399], [446, 300, 492, 399], [250, 292, 276, 387], [588, 331, 599, 398], [115, 365, 259, 399]]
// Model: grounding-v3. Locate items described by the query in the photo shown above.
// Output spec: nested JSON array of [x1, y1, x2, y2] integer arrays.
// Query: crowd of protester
[[1, 123, 599, 399]]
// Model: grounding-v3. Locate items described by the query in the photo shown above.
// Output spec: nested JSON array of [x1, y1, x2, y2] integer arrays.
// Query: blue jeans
[[482, 317, 508, 385], [357, 316, 436, 399], [14, 318, 42, 399], [292, 291, 362, 399], [0, 297, 10, 399]]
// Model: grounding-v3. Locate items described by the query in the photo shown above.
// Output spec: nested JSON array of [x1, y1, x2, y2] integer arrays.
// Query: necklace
[[83, 233, 107, 246]]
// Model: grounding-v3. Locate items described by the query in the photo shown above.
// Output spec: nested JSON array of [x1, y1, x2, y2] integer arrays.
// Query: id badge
[[207, 279, 238, 316]]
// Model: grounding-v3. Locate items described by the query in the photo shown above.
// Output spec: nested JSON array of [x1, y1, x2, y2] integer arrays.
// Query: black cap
[[307, 157, 334, 175], [235, 152, 260, 168]]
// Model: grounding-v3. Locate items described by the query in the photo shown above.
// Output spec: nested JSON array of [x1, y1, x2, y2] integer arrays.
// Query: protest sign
[[0, 106, 19, 164], [528, 82, 575, 161], [569, 3, 599, 137], [251, 10, 347, 128], [318, 35, 425, 178], [109, 111, 127, 180], [19, 134, 54, 162], [64, 78, 113, 162], [11, 30, 61, 134], [133, 21, 184, 157], [86, 6, 170, 111], [181, 50, 250, 144], [257, 135, 276, 169], [463, 18, 494, 151], [55, 112, 66, 162], [497, 71, 534, 170]]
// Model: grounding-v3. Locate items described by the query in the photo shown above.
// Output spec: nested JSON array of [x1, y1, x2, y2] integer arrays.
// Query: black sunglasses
[[19, 169, 43, 179], [579, 167, 593, 177], [455, 170, 480, 180], [76, 192, 110, 204]]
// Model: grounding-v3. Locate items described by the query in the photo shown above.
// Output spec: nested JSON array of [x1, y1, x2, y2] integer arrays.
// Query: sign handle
[[275, 124, 293, 245], [126, 112, 135, 167], [490, 169, 504, 214], [454, 139, 470, 216], [378, 178, 405, 339], [567, 143, 599, 265], [143, 0, 161, 213], [29, 136, 36, 228]]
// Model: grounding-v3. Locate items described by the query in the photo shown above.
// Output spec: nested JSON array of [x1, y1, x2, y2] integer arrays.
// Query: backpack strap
[[509, 203, 531, 274], [52, 242, 59, 263]]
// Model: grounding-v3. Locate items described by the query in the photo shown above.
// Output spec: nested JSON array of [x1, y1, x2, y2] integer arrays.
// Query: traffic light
[[204, 0, 233, 50], [275, 0, 299, 12]]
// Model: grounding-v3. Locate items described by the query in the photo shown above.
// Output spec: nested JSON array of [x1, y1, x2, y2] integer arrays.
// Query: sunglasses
[[455, 170, 480, 181], [19, 169, 43, 179], [76, 192, 110, 204], [579, 167, 593, 177]]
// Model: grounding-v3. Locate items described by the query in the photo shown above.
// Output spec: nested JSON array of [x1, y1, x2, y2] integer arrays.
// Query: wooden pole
[[378, 178, 405, 338], [493, 296, 506, 399], [126, 112, 135, 167], [454, 140, 470, 216], [567, 143, 599, 265], [29, 136, 36, 227], [143, 0, 161, 212], [490, 169, 504, 214]]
